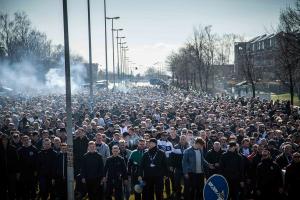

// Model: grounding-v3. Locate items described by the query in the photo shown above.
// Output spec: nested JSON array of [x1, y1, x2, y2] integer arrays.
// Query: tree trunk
[[288, 66, 294, 105], [251, 82, 256, 98]]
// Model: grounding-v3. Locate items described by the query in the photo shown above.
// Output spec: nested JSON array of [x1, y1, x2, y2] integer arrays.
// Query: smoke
[[0, 59, 87, 95]]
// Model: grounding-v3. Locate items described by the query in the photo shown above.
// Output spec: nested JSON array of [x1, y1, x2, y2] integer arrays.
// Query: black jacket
[[17, 145, 38, 175], [205, 149, 224, 175], [169, 143, 188, 170], [285, 161, 300, 198], [81, 152, 104, 180], [104, 155, 128, 181], [73, 136, 89, 173], [37, 148, 58, 178], [256, 159, 283, 191], [139, 146, 168, 178], [56, 151, 68, 179], [275, 153, 291, 170], [219, 151, 244, 181], [0, 144, 19, 175]]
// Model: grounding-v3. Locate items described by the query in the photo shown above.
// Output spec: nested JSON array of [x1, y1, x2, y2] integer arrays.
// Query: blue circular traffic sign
[[203, 174, 229, 200]]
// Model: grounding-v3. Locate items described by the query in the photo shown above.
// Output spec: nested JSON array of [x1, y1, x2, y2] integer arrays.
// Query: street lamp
[[104, 0, 109, 89], [106, 16, 120, 87], [62, 1, 74, 199], [113, 29, 123, 82], [118, 40, 126, 82], [121, 46, 128, 81], [87, 0, 93, 107]]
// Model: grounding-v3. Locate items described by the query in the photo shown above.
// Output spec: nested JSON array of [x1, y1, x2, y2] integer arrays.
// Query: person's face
[[54, 139, 61, 148], [96, 135, 102, 143], [119, 142, 126, 149], [228, 145, 236, 152], [112, 147, 120, 156], [88, 143, 96, 152], [43, 141, 52, 150], [138, 141, 146, 150], [61, 144, 67, 153], [284, 145, 293, 155], [22, 137, 30, 147], [149, 142, 156, 149], [261, 149, 270, 160], [213, 143, 221, 151], [180, 136, 187, 145]]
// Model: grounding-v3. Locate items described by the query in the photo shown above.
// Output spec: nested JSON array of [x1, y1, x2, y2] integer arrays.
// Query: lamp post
[[118, 41, 126, 82], [62, 0, 74, 199], [113, 29, 123, 82], [106, 16, 120, 88], [121, 46, 128, 82], [87, 0, 93, 108], [104, 0, 109, 89]]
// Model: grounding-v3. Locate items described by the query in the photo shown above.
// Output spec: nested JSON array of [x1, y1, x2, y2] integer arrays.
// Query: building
[[234, 33, 279, 81]]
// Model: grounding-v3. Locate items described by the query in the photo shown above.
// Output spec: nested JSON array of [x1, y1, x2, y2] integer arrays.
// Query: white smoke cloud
[[0, 59, 87, 95]]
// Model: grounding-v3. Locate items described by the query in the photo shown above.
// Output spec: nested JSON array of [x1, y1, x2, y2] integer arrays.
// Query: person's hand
[[138, 176, 142, 182], [169, 167, 174, 171], [124, 180, 128, 185], [51, 179, 55, 185], [34, 171, 38, 177], [214, 163, 220, 167], [184, 174, 189, 179], [240, 181, 245, 188], [82, 178, 86, 184]]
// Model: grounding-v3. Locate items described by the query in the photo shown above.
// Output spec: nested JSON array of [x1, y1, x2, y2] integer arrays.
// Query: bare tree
[[276, 0, 300, 104]]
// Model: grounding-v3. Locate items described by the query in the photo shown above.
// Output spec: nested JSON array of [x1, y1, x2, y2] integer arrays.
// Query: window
[[262, 41, 264, 49], [269, 39, 272, 47]]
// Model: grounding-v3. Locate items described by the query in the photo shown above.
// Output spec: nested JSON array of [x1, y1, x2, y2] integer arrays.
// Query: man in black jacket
[[81, 141, 104, 200], [285, 152, 300, 200], [205, 141, 224, 177], [17, 135, 38, 200], [104, 145, 128, 200], [169, 135, 189, 200], [55, 142, 68, 200], [37, 138, 58, 200], [0, 134, 20, 200], [256, 148, 283, 200], [219, 141, 244, 200], [138, 138, 168, 200]]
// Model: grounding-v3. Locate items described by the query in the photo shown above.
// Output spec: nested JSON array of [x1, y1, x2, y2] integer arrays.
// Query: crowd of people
[[1, 86, 300, 200]]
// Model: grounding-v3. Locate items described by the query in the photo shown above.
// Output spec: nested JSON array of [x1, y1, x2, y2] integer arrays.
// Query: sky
[[0, 0, 296, 74]]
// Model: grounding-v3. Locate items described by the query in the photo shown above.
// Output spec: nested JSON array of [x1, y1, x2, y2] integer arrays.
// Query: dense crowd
[[1, 86, 300, 200]]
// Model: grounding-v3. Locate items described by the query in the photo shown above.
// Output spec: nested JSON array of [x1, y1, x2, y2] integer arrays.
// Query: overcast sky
[[0, 0, 295, 73]]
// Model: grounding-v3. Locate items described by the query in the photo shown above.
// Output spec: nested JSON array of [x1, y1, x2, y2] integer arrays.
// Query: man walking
[[81, 141, 105, 200], [138, 138, 168, 200], [104, 145, 128, 200], [182, 137, 212, 200]]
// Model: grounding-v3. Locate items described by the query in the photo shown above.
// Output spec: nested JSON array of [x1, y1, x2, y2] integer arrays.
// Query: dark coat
[[139, 146, 168, 178], [104, 155, 128, 180], [17, 145, 38, 176], [275, 153, 291, 170], [219, 151, 244, 181], [285, 161, 300, 199], [0, 144, 19, 175], [37, 148, 58, 178], [81, 152, 104, 180], [73, 136, 89, 174], [256, 159, 283, 191]]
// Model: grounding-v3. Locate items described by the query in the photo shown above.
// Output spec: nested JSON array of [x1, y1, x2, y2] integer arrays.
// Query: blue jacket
[[182, 147, 209, 174]]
